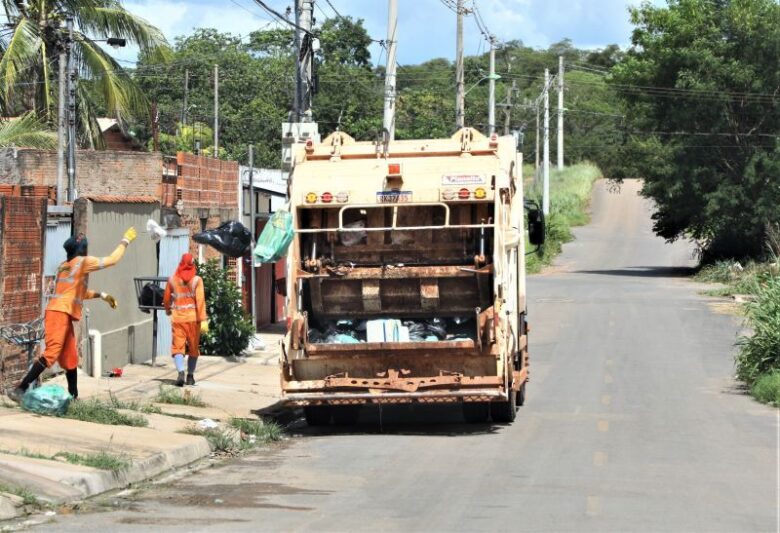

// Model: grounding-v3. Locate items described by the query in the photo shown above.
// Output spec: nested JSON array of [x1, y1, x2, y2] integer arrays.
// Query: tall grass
[[65, 398, 148, 427], [694, 260, 777, 297], [736, 274, 780, 383], [526, 163, 602, 273]]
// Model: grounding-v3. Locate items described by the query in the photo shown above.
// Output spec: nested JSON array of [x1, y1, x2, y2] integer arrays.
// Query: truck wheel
[[304, 405, 332, 426], [332, 405, 361, 426], [490, 389, 517, 423], [516, 382, 526, 406], [462, 402, 490, 423]]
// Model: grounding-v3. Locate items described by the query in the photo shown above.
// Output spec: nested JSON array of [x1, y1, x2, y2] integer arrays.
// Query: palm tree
[[0, 0, 170, 146], [0, 111, 56, 148]]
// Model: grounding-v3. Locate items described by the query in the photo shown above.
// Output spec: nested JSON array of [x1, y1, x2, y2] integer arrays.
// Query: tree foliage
[[609, 0, 780, 259], [0, 0, 170, 146], [197, 259, 254, 357]]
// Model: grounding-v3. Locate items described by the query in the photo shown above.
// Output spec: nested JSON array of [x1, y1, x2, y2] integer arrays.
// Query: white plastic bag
[[146, 219, 167, 243]]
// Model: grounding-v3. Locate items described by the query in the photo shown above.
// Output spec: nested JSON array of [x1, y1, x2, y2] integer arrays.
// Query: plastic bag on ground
[[194, 220, 252, 258], [254, 209, 294, 264], [21, 384, 72, 416]]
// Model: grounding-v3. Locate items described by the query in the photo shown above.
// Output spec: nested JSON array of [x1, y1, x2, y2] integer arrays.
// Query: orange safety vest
[[165, 274, 206, 323], [47, 256, 94, 321]]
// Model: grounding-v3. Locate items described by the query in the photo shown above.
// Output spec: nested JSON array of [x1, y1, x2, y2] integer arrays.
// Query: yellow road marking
[[593, 451, 608, 466], [586, 496, 601, 517]]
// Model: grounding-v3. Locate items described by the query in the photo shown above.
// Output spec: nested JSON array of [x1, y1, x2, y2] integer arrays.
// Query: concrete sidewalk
[[0, 328, 285, 522]]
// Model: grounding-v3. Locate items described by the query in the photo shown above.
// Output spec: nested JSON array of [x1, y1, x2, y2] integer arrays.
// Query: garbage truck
[[280, 128, 545, 425]]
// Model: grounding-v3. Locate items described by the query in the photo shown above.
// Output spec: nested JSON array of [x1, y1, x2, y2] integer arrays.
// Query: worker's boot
[[7, 358, 47, 403], [175, 371, 185, 387], [186, 356, 197, 386], [65, 369, 78, 400]]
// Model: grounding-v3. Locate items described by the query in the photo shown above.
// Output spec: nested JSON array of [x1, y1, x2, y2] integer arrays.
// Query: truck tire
[[462, 402, 490, 423], [490, 389, 517, 423], [332, 405, 361, 426], [516, 382, 526, 406], [304, 405, 332, 426]]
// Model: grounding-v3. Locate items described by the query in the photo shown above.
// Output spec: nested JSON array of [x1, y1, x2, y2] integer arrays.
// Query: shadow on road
[[575, 266, 695, 278], [256, 403, 509, 438]]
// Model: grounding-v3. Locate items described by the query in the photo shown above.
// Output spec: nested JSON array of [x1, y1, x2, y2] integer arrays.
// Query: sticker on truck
[[441, 174, 486, 186], [376, 191, 413, 203]]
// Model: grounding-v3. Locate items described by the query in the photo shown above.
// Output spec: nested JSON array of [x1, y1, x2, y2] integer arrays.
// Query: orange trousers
[[42, 310, 78, 370], [171, 321, 200, 357]]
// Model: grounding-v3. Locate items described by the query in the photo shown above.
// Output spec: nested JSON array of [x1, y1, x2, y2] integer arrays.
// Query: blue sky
[[119, 0, 664, 65]]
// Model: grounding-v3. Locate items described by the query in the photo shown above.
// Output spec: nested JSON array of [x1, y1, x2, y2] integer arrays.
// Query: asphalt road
[[43, 180, 777, 532]]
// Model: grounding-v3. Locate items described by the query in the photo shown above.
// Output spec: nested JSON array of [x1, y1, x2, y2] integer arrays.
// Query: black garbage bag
[[193, 221, 252, 258], [139, 282, 164, 313]]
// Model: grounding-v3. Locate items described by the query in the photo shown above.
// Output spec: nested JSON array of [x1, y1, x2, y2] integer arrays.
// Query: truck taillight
[[458, 188, 471, 200], [321, 192, 333, 203], [474, 187, 487, 199], [336, 192, 349, 203], [305, 192, 317, 203]]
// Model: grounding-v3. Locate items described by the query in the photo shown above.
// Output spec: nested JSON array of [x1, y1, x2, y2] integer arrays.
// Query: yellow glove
[[100, 292, 118, 309], [200, 321, 209, 334], [121, 227, 137, 245]]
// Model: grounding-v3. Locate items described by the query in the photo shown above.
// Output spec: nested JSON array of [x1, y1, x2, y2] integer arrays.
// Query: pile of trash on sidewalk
[[308, 317, 475, 344]]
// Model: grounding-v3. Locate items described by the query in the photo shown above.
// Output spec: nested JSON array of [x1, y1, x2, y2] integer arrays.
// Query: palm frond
[[0, 17, 42, 108], [75, 33, 147, 118], [0, 111, 56, 148], [77, 3, 172, 62]]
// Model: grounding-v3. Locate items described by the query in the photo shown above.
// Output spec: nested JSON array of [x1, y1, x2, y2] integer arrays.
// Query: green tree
[[610, 0, 780, 259], [0, 0, 170, 145], [197, 259, 254, 357], [0, 112, 56, 148]]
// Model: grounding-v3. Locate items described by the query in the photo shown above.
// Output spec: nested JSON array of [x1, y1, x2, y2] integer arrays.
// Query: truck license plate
[[376, 191, 413, 203]]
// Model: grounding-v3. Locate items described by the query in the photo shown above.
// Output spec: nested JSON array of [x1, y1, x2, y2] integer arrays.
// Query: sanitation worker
[[7, 227, 137, 402], [163, 253, 208, 387]]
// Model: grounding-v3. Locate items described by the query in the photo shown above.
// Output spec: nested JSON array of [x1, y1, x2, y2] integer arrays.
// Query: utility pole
[[454, 0, 465, 130], [151, 102, 160, 152], [382, 0, 398, 141], [295, 0, 315, 122], [213, 64, 219, 158], [248, 145, 256, 331], [56, 37, 66, 205], [181, 69, 189, 127], [488, 36, 496, 135], [557, 55, 564, 170], [501, 80, 515, 136], [534, 101, 540, 179], [66, 16, 76, 202], [543, 68, 550, 216]]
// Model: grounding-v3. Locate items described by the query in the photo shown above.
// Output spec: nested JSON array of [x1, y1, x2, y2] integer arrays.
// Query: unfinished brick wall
[[0, 148, 162, 199], [0, 196, 46, 389]]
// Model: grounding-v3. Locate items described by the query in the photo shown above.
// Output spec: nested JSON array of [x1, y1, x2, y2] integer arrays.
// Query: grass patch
[[526, 163, 602, 273], [694, 260, 778, 297], [181, 425, 237, 453], [55, 451, 131, 473], [155, 385, 207, 407], [64, 398, 148, 427], [108, 392, 163, 414], [751, 372, 780, 406], [229, 417, 282, 445], [0, 483, 39, 507], [736, 274, 780, 384]]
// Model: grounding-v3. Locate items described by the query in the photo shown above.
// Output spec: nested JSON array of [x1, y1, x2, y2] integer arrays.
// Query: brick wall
[[176, 152, 238, 209], [0, 148, 162, 200], [0, 196, 46, 389]]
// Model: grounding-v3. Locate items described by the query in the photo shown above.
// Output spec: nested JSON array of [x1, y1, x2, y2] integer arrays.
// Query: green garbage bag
[[254, 208, 294, 264], [21, 384, 72, 416]]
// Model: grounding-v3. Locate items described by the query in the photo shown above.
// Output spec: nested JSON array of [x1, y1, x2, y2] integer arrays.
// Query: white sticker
[[441, 174, 486, 185]]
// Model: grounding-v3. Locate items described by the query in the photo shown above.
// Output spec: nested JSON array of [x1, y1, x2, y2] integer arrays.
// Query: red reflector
[[458, 188, 471, 199], [388, 163, 401, 175], [321, 192, 333, 203], [305, 139, 313, 147]]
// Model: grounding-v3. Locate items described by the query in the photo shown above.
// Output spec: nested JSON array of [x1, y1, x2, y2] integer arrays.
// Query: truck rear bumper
[[282, 388, 508, 406]]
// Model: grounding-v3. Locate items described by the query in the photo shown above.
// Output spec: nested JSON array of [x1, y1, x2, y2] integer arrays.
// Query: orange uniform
[[163, 273, 207, 357], [42, 244, 127, 369]]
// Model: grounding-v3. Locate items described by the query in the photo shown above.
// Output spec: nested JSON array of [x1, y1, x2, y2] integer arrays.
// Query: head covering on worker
[[63, 233, 88, 261], [176, 253, 197, 283]]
